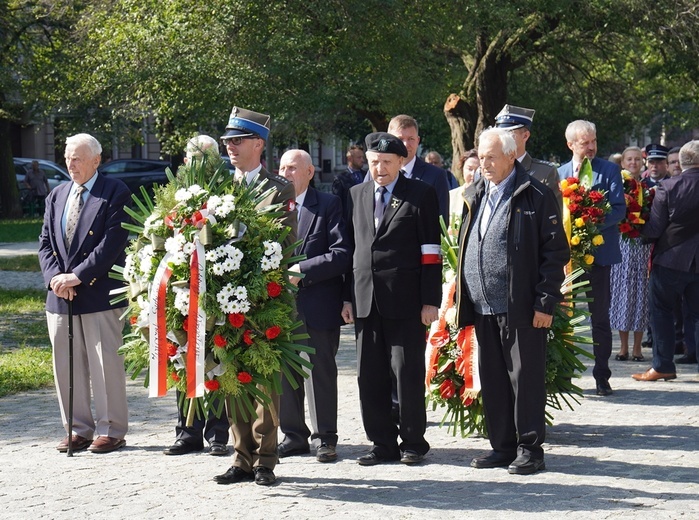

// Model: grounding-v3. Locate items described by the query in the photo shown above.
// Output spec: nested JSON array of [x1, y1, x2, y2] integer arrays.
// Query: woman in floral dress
[[610, 146, 652, 361]]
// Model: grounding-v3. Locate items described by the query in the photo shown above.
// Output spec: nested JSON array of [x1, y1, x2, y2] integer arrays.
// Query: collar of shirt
[[402, 156, 416, 178], [244, 164, 263, 184], [486, 166, 517, 199], [517, 152, 527, 163], [70, 171, 98, 199], [373, 176, 399, 197], [295, 189, 308, 209]]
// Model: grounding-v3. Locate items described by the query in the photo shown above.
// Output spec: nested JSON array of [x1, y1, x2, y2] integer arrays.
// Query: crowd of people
[[38, 103, 698, 484]]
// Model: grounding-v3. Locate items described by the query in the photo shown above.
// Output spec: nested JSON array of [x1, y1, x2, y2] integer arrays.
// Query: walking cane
[[67, 299, 74, 457]]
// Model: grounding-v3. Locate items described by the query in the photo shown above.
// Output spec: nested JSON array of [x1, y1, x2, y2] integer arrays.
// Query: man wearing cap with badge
[[495, 104, 562, 212], [214, 106, 296, 487], [341, 132, 441, 466], [644, 144, 670, 188]]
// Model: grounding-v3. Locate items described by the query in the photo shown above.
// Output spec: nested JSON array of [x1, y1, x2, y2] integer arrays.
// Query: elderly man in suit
[[341, 132, 442, 466], [39, 133, 130, 454], [633, 140, 699, 381], [163, 134, 230, 457], [494, 104, 562, 212], [387, 114, 450, 225], [277, 149, 351, 463], [558, 120, 626, 396], [214, 106, 296, 487]]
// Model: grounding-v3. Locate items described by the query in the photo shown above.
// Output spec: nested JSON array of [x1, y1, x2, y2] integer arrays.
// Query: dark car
[[99, 159, 171, 195]]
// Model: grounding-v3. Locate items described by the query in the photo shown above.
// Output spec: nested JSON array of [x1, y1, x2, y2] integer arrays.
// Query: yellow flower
[[637, 218, 645, 225], [575, 218, 585, 228], [592, 235, 604, 246], [570, 235, 581, 246], [621, 169, 632, 180], [560, 179, 569, 190], [567, 183, 579, 192], [584, 254, 595, 265]]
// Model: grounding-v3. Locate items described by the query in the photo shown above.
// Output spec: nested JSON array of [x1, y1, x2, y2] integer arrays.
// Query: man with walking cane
[[39, 133, 131, 454]]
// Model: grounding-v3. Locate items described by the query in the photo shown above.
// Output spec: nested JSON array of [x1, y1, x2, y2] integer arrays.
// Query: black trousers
[[474, 313, 547, 459], [174, 390, 229, 446], [356, 301, 429, 457], [280, 320, 340, 448], [582, 264, 613, 383]]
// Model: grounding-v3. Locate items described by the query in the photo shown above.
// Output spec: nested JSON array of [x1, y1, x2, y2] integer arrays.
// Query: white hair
[[65, 133, 102, 157], [478, 127, 517, 156], [185, 134, 219, 159], [565, 120, 597, 143], [679, 140, 699, 169]]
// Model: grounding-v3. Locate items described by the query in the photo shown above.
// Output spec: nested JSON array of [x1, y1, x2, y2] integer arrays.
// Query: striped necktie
[[65, 185, 86, 247]]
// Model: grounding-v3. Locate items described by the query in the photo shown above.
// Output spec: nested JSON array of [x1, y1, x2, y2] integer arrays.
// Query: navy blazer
[[558, 157, 625, 266], [295, 188, 351, 330], [411, 157, 450, 225], [346, 175, 442, 320], [642, 166, 699, 273], [39, 173, 131, 315]]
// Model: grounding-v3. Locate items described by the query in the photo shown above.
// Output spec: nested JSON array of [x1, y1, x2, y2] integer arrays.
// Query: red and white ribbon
[[186, 238, 206, 398], [149, 253, 173, 397]]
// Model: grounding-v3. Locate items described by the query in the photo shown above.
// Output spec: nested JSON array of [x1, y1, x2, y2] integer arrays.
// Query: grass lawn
[[0, 218, 43, 243], [0, 255, 41, 271], [0, 288, 53, 397]]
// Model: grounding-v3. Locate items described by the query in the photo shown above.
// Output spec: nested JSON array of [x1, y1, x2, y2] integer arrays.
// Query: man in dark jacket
[[634, 140, 699, 381], [456, 128, 569, 475]]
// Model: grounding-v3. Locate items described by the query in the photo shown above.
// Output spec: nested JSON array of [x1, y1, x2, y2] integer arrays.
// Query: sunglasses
[[223, 136, 257, 146]]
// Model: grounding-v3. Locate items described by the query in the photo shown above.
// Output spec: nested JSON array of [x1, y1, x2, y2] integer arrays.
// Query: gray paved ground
[[1, 246, 698, 519]]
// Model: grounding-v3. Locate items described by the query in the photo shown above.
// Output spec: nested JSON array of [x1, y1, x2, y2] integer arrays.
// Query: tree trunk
[[0, 117, 22, 218], [443, 93, 477, 183], [474, 33, 511, 140]]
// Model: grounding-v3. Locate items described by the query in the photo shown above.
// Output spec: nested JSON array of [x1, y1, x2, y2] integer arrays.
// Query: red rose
[[569, 177, 580, 184], [589, 191, 605, 204], [182, 316, 189, 332], [228, 313, 245, 328], [267, 281, 282, 298], [243, 330, 254, 346], [213, 334, 227, 348], [619, 222, 633, 233], [237, 371, 253, 384], [171, 371, 180, 382], [167, 342, 178, 357], [568, 203, 580, 214], [204, 379, 220, 391], [628, 200, 641, 212], [439, 379, 456, 400], [265, 325, 281, 340]]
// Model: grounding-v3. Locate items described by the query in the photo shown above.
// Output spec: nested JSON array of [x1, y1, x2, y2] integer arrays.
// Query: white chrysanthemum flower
[[221, 257, 238, 272], [188, 184, 206, 196], [263, 240, 281, 256], [220, 283, 234, 297], [139, 255, 154, 276], [233, 286, 247, 300], [183, 242, 195, 255], [211, 263, 225, 276], [173, 290, 190, 315], [123, 254, 136, 282], [175, 188, 193, 202], [238, 300, 251, 313], [143, 214, 162, 233], [205, 249, 220, 262], [445, 308, 457, 325], [165, 234, 186, 254], [207, 195, 222, 212], [170, 251, 188, 266]]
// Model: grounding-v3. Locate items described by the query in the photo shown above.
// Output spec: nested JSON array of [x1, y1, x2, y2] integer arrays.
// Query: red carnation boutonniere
[[287, 200, 297, 212]]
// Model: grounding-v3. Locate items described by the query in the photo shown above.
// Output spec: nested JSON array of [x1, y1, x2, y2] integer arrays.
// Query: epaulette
[[272, 174, 291, 185], [532, 157, 556, 168]]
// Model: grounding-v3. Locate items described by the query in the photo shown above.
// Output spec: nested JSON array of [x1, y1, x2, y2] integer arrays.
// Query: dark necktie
[[374, 186, 388, 227], [65, 185, 86, 247]]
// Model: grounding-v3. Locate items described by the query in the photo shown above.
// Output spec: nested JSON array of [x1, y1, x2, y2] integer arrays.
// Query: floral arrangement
[[112, 154, 310, 422], [560, 175, 611, 270], [618, 169, 654, 240], [426, 217, 593, 438]]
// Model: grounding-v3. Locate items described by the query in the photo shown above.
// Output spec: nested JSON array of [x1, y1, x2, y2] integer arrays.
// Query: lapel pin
[[390, 199, 400, 209]]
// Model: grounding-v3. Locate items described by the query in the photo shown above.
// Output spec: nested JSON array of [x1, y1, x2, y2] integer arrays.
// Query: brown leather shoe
[[87, 436, 126, 453], [631, 368, 677, 382], [56, 435, 92, 452]]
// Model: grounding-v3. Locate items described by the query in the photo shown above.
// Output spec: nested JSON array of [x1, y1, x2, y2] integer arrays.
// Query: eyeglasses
[[223, 136, 256, 146]]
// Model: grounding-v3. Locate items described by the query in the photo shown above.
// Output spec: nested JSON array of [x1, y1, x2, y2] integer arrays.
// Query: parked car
[[99, 159, 171, 195], [14, 158, 71, 193]]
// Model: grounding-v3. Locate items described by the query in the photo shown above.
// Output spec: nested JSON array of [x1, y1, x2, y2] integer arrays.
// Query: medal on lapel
[[390, 198, 400, 209]]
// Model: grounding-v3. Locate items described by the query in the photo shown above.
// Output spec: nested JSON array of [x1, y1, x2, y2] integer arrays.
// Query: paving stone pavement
[[1, 323, 698, 520], [0, 242, 697, 519]]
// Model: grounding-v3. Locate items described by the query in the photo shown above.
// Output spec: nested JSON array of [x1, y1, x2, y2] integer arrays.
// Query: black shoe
[[596, 380, 613, 396], [163, 439, 203, 456], [642, 340, 652, 349], [253, 466, 276, 486], [213, 466, 253, 484], [400, 450, 424, 465], [209, 442, 229, 456], [470, 451, 516, 469], [508, 455, 546, 475], [357, 451, 399, 466], [316, 443, 337, 463], [277, 443, 310, 458], [676, 355, 698, 364]]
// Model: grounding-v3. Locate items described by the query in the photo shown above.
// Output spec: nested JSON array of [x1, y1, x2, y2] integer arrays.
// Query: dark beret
[[364, 132, 408, 157]]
